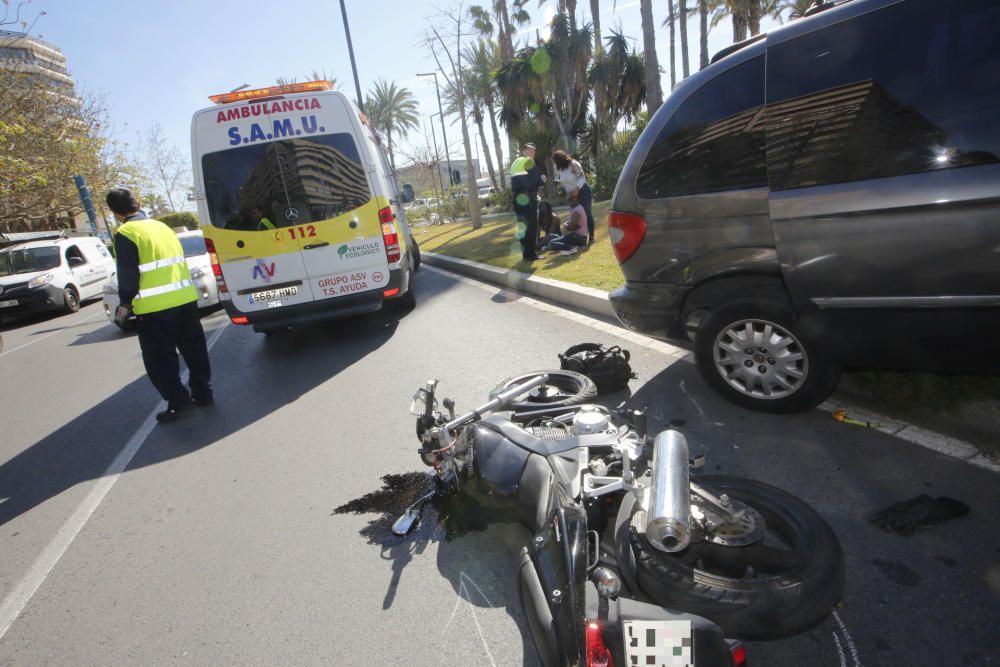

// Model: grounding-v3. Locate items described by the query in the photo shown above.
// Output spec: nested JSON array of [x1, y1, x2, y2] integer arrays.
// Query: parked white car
[[0, 235, 115, 322], [102, 229, 219, 330]]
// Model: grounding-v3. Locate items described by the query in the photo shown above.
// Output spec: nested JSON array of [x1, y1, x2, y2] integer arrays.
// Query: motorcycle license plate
[[248, 286, 297, 304], [0, 299, 17, 308], [622, 619, 693, 666]]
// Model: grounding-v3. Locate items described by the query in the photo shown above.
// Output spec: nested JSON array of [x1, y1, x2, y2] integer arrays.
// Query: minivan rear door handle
[[303, 242, 330, 250]]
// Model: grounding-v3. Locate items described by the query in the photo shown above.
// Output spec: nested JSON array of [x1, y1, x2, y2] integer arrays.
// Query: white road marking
[[833, 632, 848, 667], [426, 264, 998, 475], [0, 310, 105, 358], [440, 572, 496, 667], [679, 380, 707, 420], [832, 609, 862, 667], [0, 321, 229, 640]]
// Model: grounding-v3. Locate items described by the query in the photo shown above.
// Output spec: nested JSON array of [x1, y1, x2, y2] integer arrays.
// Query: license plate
[[248, 286, 297, 303], [0, 299, 17, 308], [622, 619, 693, 667]]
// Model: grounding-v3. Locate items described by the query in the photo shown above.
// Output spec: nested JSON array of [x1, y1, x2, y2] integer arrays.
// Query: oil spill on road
[[332, 472, 518, 546]]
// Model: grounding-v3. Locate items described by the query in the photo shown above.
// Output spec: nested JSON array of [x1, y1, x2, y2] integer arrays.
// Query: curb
[[421, 252, 1000, 475], [423, 252, 616, 322]]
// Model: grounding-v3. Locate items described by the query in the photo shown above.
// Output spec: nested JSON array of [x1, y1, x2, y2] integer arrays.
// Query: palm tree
[[276, 69, 338, 87], [777, 0, 815, 20], [590, 0, 602, 56], [365, 80, 420, 172], [639, 0, 663, 113], [679, 0, 690, 78], [699, 0, 710, 69], [465, 40, 506, 188], [666, 0, 677, 90]]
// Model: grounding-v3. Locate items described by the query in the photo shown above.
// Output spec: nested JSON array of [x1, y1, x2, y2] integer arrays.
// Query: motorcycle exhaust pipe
[[646, 430, 691, 553]]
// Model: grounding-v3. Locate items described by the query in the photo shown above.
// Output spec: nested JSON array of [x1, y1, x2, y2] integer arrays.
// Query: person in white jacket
[[553, 149, 595, 244]]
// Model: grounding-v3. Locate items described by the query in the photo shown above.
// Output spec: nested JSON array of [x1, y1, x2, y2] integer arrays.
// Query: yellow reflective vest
[[116, 219, 198, 315], [509, 156, 535, 177]]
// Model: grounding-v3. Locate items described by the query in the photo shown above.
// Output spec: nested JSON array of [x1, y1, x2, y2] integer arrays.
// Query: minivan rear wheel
[[694, 301, 839, 413]]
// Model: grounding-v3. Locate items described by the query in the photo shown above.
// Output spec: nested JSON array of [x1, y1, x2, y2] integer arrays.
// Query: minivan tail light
[[585, 621, 613, 667], [608, 211, 647, 264], [379, 207, 401, 263]]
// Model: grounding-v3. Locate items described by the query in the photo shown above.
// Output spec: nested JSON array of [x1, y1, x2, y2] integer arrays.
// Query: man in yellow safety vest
[[107, 188, 213, 423], [509, 143, 546, 262]]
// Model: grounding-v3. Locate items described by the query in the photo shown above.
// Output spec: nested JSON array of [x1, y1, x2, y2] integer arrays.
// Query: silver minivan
[[609, 0, 1000, 412]]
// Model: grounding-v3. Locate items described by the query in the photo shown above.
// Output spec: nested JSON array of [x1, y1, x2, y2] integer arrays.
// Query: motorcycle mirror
[[410, 388, 438, 416], [443, 397, 455, 419]]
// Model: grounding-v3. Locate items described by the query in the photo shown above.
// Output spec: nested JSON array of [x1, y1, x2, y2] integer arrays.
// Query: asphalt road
[[0, 268, 997, 666]]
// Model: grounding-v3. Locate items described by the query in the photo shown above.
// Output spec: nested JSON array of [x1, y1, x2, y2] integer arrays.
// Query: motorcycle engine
[[571, 405, 610, 435]]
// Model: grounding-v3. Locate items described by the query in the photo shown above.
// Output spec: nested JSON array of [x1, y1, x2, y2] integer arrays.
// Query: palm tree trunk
[[486, 99, 506, 189], [732, 1, 749, 42], [475, 111, 498, 189], [699, 0, 709, 70], [679, 0, 690, 78], [748, 0, 762, 36], [668, 0, 676, 90], [590, 0, 602, 56], [386, 127, 395, 172], [640, 0, 663, 113]]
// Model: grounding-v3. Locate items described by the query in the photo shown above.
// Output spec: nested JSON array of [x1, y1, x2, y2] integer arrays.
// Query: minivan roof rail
[[710, 32, 766, 64]]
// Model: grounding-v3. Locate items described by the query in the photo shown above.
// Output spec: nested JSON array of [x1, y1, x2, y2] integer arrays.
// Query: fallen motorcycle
[[394, 371, 844, 666]]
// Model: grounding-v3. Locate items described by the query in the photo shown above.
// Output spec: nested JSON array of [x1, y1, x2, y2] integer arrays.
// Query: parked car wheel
[[62, 286, 80, 314], [694, 300, 840, 413]]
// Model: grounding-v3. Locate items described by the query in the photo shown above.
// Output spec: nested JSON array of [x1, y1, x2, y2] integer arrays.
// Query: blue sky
[[28, 0, 777, 171]]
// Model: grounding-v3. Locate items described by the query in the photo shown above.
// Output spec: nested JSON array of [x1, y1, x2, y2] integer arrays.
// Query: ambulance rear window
[[201, 133, 370, 230]]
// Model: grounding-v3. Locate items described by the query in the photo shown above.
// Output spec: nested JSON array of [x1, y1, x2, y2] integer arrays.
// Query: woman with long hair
[[552, 149, 595, 244]]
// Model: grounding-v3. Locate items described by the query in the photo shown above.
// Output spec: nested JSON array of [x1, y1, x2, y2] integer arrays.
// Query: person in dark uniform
[[106, 188, 213, 423], [509, 143, 546, 261]]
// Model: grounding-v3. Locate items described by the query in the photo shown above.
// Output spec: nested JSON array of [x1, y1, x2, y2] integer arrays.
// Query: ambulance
[[190, 81, 419, 333]]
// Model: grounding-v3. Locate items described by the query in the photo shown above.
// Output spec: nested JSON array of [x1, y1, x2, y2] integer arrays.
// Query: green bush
[[158, 211, 200, 230]]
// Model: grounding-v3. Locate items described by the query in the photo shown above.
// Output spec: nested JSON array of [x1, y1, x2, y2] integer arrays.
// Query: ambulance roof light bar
[[209, 80, 333, 105]]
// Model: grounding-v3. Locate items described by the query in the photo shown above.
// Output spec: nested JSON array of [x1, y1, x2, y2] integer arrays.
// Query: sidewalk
[[422, 251, 1000, 465]]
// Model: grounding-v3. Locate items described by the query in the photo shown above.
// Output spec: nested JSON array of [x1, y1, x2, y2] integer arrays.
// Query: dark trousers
[[578, 183, 595, 241], [137, 301, 212, 408], [513, 195, 538, 259], [547, 233, 587, 251]]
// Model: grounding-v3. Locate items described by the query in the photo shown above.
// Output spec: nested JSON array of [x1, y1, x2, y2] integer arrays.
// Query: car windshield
[[201, 133, 371, 230], [179, 236, 207, 258], [0, 246, 61, 276]]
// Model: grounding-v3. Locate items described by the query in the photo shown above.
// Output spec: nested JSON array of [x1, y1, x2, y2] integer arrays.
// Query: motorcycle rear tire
[[627, 475, 844, 641], [493, 370, 597, 412]]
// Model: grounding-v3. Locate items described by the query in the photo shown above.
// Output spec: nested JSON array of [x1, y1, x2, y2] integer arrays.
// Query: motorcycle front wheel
[[626, 475, 844, 641], [493, 370, 597, 412]]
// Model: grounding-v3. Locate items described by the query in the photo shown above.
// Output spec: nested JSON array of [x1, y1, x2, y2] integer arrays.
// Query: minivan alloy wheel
[[712, 318, 808, 399]]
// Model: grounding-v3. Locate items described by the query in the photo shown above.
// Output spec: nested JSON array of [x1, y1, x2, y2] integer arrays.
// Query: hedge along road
[[0, 268, 996, 666]]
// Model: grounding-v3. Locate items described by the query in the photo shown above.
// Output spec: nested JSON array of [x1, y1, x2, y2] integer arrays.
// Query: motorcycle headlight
[[28, 273, 54, 288], [190, 267, 206, 280]]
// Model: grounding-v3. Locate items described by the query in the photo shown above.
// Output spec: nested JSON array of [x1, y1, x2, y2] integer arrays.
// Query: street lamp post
[[339, 0, 365, 113], [429, 113, 446, 202], [417, 72, 452, 188]]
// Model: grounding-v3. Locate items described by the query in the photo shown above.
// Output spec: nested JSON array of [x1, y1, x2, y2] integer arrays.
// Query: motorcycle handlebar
[[444, 373, 550, 431]]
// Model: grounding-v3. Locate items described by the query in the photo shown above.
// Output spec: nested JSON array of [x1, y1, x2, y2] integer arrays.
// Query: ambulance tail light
[[231, 316, 249, 325], [204, 238, 227, 293], [379, 207, 401, 263]]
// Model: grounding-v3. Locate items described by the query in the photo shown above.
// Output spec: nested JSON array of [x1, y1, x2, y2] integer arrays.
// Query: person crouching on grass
[[540, 190, 588, 255]]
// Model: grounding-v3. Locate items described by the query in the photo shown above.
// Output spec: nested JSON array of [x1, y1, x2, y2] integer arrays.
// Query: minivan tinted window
[[636, 56, 766, 198], [767, 0, 1000, 191], [202, 133, 371, 230]]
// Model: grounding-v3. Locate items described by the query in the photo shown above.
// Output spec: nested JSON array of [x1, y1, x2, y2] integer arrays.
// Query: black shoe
[[192, 393, 214, 407], [156, 404, 193, 423]]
